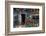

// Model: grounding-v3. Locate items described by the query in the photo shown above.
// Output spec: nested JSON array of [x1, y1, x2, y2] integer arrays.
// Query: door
[[21, 14, 25, 25]]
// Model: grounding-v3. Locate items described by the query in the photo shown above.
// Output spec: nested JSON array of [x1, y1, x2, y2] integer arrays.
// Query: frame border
[[5, 1, 45, 36]]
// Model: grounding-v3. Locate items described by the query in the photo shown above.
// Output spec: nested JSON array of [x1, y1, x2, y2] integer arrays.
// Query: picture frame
[[5, 1, 45, 36]]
